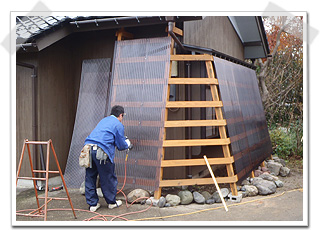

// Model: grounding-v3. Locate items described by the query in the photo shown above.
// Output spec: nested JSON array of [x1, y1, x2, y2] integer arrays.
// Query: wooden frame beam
[[166, 101, 223, 108], [163, 138, 230, 147], [161, 157, 234, 167], [168, 78, 218, 85], [159, 175, 238, 187], [170, 54, 214, 61], [164, 119, 226, 127]]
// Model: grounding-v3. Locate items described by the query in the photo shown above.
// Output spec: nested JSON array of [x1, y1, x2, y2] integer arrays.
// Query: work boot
[[108, 200, 122, 209], [89, 203, 101, 212]]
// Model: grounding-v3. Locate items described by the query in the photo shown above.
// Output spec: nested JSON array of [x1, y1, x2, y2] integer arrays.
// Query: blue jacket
[[84, 115, 128, 163]]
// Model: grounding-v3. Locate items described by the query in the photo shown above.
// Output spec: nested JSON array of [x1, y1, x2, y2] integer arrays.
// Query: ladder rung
[[166, 101, 223, 108], [170, 54, 214, 61], [163, 138, 230, 147], [33, 170, 60, 174], [25, 141, 50, 145], [161, 157, 234, 167], [168, 78, 218, 85], [17, 177, 47, 181], [159, 175, 238, 187], [16, 213, 44, 218], [38, 197, 68, 200], [165, 120, 226, 127]]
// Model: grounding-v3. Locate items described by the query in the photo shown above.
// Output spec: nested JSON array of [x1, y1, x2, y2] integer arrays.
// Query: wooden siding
[[16, 53, 38, 177], [183, 16, 244, 60], [16, 30, 117, 176], [16, 19, 243, 181]]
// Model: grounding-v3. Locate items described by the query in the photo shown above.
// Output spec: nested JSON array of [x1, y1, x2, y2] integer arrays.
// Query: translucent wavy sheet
[[64, 59, 111, 188], [107, 37, 172, 191], [214, 57, 273, 182]]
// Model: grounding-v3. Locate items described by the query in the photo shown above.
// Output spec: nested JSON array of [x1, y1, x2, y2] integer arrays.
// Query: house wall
[[183, 16, 244, 60], [16, 30, 117, 176], [16, 18, 244, 181], [16, 26, 186, 180], [16, 53, 38, 177]]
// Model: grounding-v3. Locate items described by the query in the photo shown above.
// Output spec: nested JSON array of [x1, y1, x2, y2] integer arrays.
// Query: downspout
[[16, 62, 40, 178], [167, 21, 185, 51]]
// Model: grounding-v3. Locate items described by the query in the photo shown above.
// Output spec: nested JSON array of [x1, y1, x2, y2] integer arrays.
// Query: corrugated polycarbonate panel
[[214, 57, 273, 182], [64, 59, 111, 188], [108, 37, 172, 191]]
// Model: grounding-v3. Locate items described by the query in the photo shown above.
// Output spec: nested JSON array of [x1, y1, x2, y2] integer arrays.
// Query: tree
[[256, 16, 303, 158]]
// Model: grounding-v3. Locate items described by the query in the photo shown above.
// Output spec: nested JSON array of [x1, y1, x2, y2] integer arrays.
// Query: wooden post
[[205, 60, 238, 196]]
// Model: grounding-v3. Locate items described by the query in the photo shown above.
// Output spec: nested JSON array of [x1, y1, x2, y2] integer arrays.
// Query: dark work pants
[[85, 149, 118, 206]]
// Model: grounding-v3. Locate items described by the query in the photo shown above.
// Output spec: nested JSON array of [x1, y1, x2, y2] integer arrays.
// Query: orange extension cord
[[16, 153, 153, 221]]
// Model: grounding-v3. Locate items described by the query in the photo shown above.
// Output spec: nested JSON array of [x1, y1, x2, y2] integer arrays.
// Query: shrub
[[269, 127, 296, 159]]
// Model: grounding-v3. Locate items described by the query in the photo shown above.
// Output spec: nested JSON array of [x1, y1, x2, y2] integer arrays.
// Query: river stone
[[279, 166, 290, 177], [178, 190, 193, 205], [241, 179, 251, 186], [206, 198, 216, 204], [193, 191, 205, 204], [259, 173, 278, 182], [254, 170, 263, 177], [273, 156, 286, 166], [165, 194, 181, 206], [274, 180, 284, 188], [242, 185, 259, 197], [201, 191, 212, 201], [212, 188, 229, 203], [158, 196, 166, 208], [252, 177, 277, 195], [127, 189, 150, 203], [267, 161, 283, 176]]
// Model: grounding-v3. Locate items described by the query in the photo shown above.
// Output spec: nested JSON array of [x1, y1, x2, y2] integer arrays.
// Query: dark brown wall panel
[[214, 57, 273, 182], [108, 37, 172, 191]]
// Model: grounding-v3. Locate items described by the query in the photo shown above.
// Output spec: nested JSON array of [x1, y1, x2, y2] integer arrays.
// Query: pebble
[[274, 180, 284, 188], [267, 161, 283, 176], [193, 191, 205, 204], [165, 194, 181, 206], [212, 188, 229, 203], [178, 190, 193, 205], [127, 189, 150, 203], [252, 177, 277, 195], [205, 198, 216, 204], [242, 185, 259, 196], [279, 166, 290, 177]]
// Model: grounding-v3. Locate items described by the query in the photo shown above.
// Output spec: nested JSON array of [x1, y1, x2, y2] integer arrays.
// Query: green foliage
[[259, 16, 303, 160], [269, 124, 303, 159]]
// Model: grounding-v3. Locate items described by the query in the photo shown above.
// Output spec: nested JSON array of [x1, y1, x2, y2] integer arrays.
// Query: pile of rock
[[240, 156, 290, 197], [80, 156, 290, 208], [138, 188, 232, 208]]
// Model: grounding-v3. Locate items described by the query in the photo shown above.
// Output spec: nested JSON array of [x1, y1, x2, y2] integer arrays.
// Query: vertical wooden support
[[116, 28, 134, 41], [205, 60, 238, 196], [154, 34, 174, 199]]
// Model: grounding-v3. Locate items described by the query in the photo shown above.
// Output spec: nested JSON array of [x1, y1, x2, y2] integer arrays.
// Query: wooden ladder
[[154, 53, 238, 199], [16, 139, 76, 221]]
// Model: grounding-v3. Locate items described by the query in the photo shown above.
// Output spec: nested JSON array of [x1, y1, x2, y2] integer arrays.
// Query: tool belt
[[79, 144, 91, 168], [79, 144, 109, 168], [96, 147, 109, 164]]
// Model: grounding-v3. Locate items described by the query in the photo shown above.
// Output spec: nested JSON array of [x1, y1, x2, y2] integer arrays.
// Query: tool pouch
[[79, 144, 91, 168], [96, 147, 108, 164]]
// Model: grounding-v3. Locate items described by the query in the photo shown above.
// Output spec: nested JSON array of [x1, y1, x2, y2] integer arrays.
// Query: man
[[84, 105, 131, 211]]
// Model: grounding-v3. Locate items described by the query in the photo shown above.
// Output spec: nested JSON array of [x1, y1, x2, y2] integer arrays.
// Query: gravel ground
[[14, 166, 304, 225]]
